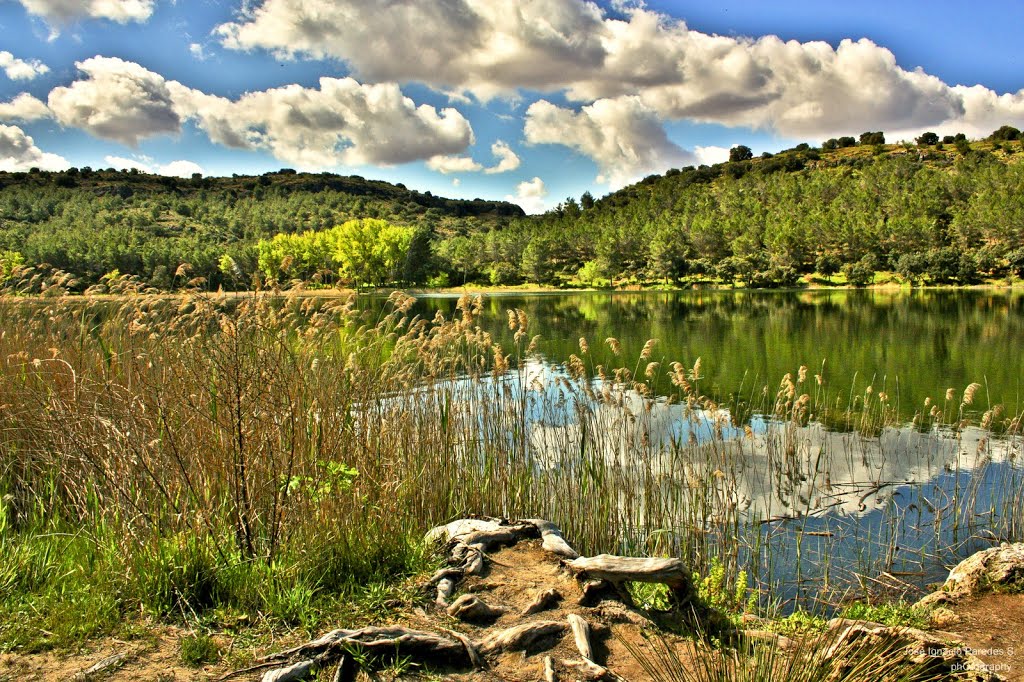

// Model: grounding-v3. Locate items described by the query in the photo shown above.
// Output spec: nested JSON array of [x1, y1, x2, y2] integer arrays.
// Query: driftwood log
[[522, 588, 562, 615], [567, 613, 594, 661], [543, 655, 558, 682], [566, 554, 697, 607], [231, 517, 696, 681], [446, 593, 504, 623]]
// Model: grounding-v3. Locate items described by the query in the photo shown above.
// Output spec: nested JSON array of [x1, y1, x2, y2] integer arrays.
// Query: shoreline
[[2, 280, 1022, 302]]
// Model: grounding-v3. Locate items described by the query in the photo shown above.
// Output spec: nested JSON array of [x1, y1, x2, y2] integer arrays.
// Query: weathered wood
[[566, 555, 690, 589], [578, 579, 615, 606], [477, 621, 565, 655], [446, 594, 504, 623], [425, 518, 505, 545], [461, 524, 536, 552], [255, 626, 471, 674], [261, 660, 314, 682], [567, 554, 696, 608], [258, 629, 351, 663], [463, 543, 486, 575], [436, 577, 457, 606], [567, 614, 594, 661], [562, 657, 616, 681], [543, 655, 558, 682], [72, 652, 131, 680], [331, 656, 356, 682], [333, 627, 470, 664], [445, 629, 487, 670], [522, 588, 562, 615], [426, 566, 464, 586], [524, 519, 580, 559]]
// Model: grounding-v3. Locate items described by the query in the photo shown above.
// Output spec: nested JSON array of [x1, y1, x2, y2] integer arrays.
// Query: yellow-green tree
[[333, 219, 414, 286], [0, 250, 24, 283]]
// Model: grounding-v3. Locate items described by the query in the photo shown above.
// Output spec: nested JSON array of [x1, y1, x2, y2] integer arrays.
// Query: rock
[[930, 606, 961, 628], [918, 542, 1024, 607], [824, 619, 999, 681]]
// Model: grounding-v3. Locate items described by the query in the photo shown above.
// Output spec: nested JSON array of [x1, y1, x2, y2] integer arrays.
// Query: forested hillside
[[0, 168, 521, 292], [3, 130, 1024, 293], [458, 133, 1024, 288]]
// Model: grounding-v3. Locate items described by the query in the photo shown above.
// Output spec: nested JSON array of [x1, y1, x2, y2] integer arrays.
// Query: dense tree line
[[429, 131, 1024, 288], [0, 168, 519, 291], [2, 129, 1024, 292]]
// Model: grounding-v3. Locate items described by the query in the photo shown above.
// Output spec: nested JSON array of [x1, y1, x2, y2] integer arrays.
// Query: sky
[[2, 0, 1024, 214]]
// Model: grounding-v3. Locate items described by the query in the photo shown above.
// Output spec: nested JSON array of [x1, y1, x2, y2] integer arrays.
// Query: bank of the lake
[[0, 290, 1021, 678]]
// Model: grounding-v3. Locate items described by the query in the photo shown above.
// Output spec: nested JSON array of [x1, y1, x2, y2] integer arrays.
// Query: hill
[[3, 130, 1024, 292], [0, 167, 522, 292], [456, 134, 1024, 288]]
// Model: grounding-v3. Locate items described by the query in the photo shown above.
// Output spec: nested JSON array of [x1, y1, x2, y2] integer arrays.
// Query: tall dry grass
[[0, 286, 1021, 639]]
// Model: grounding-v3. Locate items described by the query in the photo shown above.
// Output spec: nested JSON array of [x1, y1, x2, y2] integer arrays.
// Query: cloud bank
[[217, 0, 1024, 185], [44, 57, 475, 168], [0, 124, 68, 171], [104, 155, 205, 177], [15, 0, 155, 25]]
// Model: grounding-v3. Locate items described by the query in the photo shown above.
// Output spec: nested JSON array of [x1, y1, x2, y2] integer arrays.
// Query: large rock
[[824, 619, 1000, 681], [919, 543, 1024, 607]]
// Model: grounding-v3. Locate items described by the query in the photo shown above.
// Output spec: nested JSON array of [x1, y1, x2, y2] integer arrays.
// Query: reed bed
[[0, 288, 1021, 647]]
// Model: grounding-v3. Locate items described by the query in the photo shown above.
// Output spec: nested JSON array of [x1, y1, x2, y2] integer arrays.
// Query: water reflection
[[397, 289, 1024, 419], [509, 359, 1023, 606]]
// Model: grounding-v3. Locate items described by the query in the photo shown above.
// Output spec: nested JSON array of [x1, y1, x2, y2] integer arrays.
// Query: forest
[[2, 127, 1024, 293]]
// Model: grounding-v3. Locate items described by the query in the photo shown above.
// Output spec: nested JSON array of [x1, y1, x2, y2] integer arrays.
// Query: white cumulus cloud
[[0, 123, 68, 171], [175, 78, 474, 168], [48, 56, 182, 146], [43, 57, 475, 169], [104, 155, 205, 177], [16, 0, 155, 26], [0, 94, 51, 122], [525, 97, 692, 187], [694, 145, 730, 166], [427, 140, 521, 175], [216, 0, 610, 102], [0, 51, 49, 81], [484, 140, 521, 174], [506, 176, 548, 214], [160, 159, 205, 177], [427, 154, 483, 174], [215, 0, 1024, 160]]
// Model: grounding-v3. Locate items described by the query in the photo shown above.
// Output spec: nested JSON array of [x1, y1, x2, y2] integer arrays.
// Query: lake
[[385, 289, 1024, 610], [403, 289, 1024, 418]]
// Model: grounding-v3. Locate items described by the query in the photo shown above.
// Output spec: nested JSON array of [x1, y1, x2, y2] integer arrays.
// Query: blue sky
[[2, 0, 1024, 213]]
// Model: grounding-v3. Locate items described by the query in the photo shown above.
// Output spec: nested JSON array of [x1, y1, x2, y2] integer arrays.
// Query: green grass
[[0, 518, 435, 653], [180, 632, 219, 667]]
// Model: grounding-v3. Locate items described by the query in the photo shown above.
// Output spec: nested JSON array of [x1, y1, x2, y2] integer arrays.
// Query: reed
[[0, 287, 1020, 648]]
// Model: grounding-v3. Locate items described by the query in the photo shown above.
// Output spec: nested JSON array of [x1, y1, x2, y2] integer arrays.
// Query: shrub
[[842, 258, 874, 287]]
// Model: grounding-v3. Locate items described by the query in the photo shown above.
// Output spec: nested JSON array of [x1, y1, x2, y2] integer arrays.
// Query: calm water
[[403, 289, 1024, 417], [388, 289, 1024, 607]]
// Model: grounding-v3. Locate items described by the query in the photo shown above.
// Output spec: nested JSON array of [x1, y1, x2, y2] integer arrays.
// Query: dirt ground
[[0, 540, 678, 681], [0, 629, 226, 681], [940, 593, 1024, 681], [3, 540, 1022, 681]]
